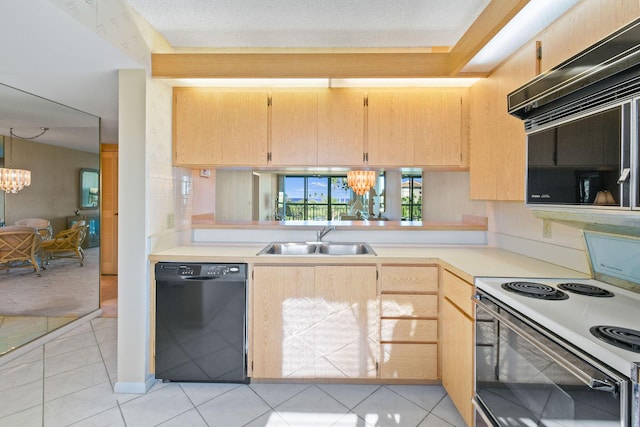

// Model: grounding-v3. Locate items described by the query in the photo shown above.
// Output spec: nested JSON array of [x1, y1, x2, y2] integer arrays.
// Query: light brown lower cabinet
[[379, 265, 440, 381], [251, 265, 377, 379], [380, 343, 438, 380], [441, 269, 475, 427]]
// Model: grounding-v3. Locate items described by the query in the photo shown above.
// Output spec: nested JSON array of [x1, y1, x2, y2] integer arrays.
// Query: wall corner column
[[114, 69, 152, 393]]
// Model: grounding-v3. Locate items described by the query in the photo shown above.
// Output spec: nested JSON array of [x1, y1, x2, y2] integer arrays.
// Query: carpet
[[0, 247, 100, 317]]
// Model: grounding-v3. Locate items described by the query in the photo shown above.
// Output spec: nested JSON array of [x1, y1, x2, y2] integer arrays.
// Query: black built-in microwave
[[508, 18, 640, 211], [526, 101, 635, 208]]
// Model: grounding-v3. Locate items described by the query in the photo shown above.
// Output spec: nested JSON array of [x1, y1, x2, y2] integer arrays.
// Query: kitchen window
[[278, 175, 351, 221], [277, 174, 385, 221], [402, 175, 422, 221]]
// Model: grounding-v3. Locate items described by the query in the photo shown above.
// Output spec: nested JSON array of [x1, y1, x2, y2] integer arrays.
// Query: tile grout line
[[92, 318, 129, 427], [311, 384, 372, 427], [177, 382, 214, 427], [241, 384, 291, 426], [91, 319, 115, 391]]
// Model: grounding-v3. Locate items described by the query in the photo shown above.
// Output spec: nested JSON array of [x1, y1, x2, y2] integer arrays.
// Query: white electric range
[[473, 231, 640, 427], [475, 276, 640, 377]]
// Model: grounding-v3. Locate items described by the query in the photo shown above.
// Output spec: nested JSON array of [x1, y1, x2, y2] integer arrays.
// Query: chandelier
[[347, 170, 376, 195], [0, 127, 48, 193], [0, 168, 31, 193]]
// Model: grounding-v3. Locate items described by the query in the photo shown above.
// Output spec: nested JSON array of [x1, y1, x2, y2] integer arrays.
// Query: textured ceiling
[[126, 0, 492, 48]]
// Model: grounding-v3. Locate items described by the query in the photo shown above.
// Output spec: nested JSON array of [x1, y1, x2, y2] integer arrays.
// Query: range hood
[[508, 17, 640, 122]]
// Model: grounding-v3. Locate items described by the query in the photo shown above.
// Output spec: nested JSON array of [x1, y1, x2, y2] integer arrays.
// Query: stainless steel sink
[[316, 243, 374, 255], [257, 242, 376, 256], [258, 242, 319, 255]]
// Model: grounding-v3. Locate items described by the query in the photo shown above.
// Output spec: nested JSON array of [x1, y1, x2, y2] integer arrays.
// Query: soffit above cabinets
[[140, 0, 580, 79]]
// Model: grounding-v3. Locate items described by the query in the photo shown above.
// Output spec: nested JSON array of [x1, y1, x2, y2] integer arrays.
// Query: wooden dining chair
[[0, 225, 43, 276], [41, 221, 88, 266]]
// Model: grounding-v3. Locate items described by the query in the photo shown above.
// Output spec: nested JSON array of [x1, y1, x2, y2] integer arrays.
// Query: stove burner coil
[[557, 283, 614, 297], [590, 325, 640, 353], [501, 281, 569, 300]]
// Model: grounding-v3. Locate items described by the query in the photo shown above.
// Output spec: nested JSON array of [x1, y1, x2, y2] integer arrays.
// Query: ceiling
[[0, 0, 579, 152], [0, 0, 140, 152], [0, 83, 99, 153], [125, 0, 492, 49]]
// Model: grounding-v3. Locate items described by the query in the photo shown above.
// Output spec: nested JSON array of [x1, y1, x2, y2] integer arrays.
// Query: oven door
[[473, 291, 629, 427]]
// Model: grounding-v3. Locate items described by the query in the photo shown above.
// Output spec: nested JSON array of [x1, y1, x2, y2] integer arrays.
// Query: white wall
[[115, 69, 149, 393], [489, 201, 590, 274], [146, 77, 193, 252]]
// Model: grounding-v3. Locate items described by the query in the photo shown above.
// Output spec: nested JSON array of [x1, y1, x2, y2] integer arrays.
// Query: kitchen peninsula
[[149, 239, 588, 426]]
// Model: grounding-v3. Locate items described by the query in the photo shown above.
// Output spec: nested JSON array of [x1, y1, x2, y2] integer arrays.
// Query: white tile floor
[[0, 318, 466, 427]]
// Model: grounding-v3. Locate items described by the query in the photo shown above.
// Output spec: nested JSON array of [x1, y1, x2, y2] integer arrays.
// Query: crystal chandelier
[[0, 127, 48, 193], [0, 167, 31, 193], [347, 170, 376, 195]]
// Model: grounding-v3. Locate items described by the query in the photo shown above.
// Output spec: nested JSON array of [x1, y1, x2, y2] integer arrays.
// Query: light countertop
[[149, 244, 589, 283]]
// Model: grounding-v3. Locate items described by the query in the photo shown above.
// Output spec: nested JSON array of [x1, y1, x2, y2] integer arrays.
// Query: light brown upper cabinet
[[414, 89, 466, 167], [469, 45, 533, 201], [269, 90, 319, 166], [173, 87, 468, 168], [367, 91, 413, 166], [318, 89, 366, 166], [367, 89, 467, 168], [270, 89, 366, 166], [173, 88, 269, 167]]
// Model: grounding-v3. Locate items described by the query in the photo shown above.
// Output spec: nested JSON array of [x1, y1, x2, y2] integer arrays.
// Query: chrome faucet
[[316, 225, 335, 242]]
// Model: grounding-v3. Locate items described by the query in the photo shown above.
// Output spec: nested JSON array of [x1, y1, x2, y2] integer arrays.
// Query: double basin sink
[[258, 242, 376, 256]]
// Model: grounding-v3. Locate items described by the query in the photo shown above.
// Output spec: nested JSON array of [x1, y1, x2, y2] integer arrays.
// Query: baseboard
[[114, 375, 157, 394]]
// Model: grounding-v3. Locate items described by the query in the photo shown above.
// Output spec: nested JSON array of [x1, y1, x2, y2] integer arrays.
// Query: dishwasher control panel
[[201, 264, 242, 276], [155, 262, 247, 280]]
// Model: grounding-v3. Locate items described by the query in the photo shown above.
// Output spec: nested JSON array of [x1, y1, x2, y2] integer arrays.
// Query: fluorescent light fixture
[[170, 77, 480, 88], [462, 0, 579, 73], [330, 78, 480, 87]]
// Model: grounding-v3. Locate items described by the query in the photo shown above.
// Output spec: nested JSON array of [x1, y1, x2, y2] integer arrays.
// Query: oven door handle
[[473, 295, 618, 395]]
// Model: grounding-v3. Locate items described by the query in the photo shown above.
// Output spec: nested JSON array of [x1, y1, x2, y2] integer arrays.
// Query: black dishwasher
[[154, 262, 248, 383]]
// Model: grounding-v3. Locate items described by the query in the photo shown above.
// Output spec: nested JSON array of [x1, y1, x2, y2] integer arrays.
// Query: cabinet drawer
[[380, 266, 438, 293], [380, 343, 438, 380], [381, 319, 437, 342], [381, 294, 437, 318], [443, 270, 474, 318]]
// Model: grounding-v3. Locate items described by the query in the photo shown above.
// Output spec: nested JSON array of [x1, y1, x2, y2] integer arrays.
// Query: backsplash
[[489, 201, 590, 274]]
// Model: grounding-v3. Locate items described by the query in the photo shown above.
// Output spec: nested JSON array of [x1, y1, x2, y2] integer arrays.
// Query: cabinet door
[[380, 343, 438, 380], [442, 299, 474, 427], [252, 266, 315, 378], [318, 89, 366, 166], [368, 89, 466, 167], [469, 43, 534, 201], [270, 90, 318, 166], [469, 77, 498, 200], [442, 270, 474, 427], [413, 89, 464, 167], [173, 88, 268, 167], [314, 266, 378, 378], [367, 91, 413, 166], [380, 265, 438, 293]]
